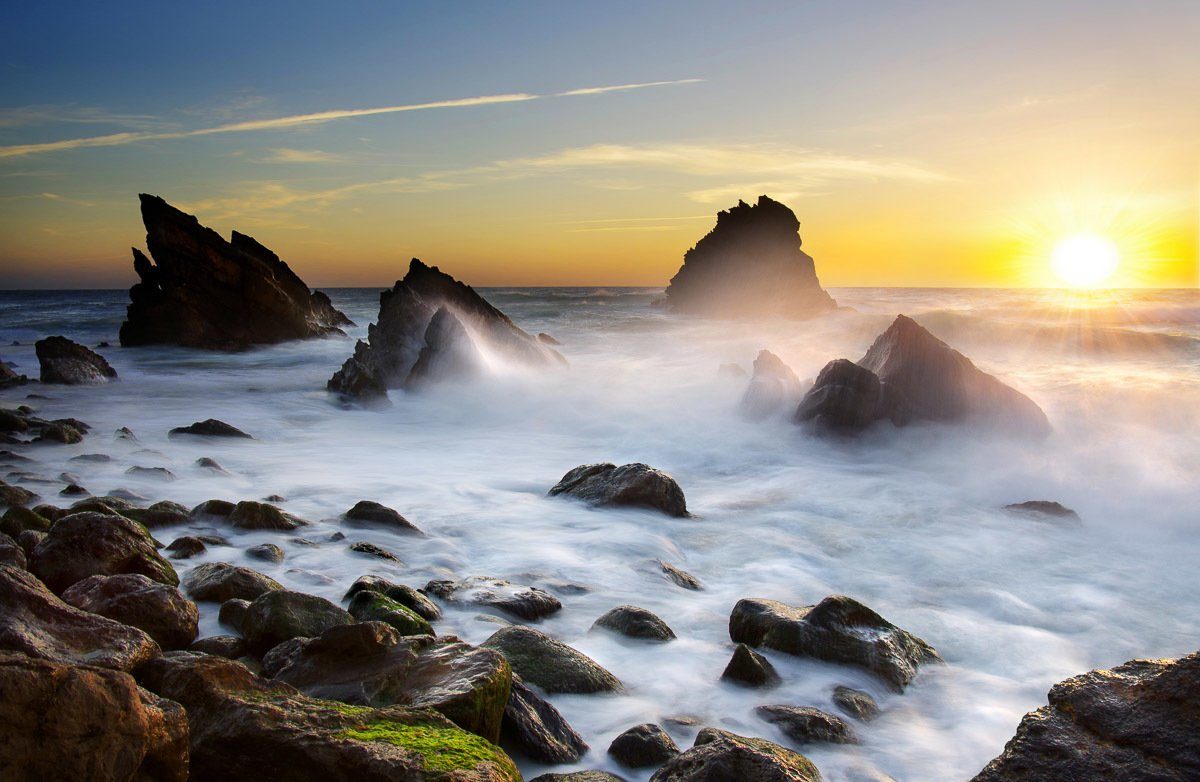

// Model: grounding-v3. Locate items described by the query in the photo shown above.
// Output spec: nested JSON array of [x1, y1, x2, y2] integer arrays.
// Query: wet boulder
[[348, 590, 434, 636], [189, 634, 246, 659], [832, 686, 880, 722], [500, 674, 588, 763], [756, 705, 858, 744], [125, 500, 190, 529], [0, 564, 160, 671], [241, 589, 353, 655], [971, 650, 1200, 781], [183, 562, 282, 602], [0, 533, 26, 568], [548, 462, 688, 517], [165, 536, 206, 559], [345, 575, 442, 621], [34, 336, 118, 385], [344, 500, 423, 534], [1, 505, 52, 537], [593, 605, 676, 642], [722, 643, 780, 688], [425, 576, 562, 621], [62, 573, 199, 650], [655, 559, 703, 590], [0, 479, 38, 507], [169, 418, 253, 439], [219, 598, 251, 632], [482, 625, 621, 694], [650, 727, 821, 782], [608, 723, 680, 768], [29, 511, 178, 594], [228, 500, 306, 531], [247, 542, 285, 564], [794, 358, 898, 432], [740, 350, 803, 420], [729, 595, 940, 692], [0, 654, 187, 781]]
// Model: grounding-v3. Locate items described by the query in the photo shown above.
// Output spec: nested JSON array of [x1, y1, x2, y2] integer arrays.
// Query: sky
[[1, 0, 1197, 289]]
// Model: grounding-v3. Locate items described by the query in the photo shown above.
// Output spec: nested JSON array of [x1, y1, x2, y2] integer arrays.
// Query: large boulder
[[0, 564, 160, 671], [548, 462, 689, 517], [971, 651, 1200, 781], [662, 195, 836, 318], [740, 350, 803, 420], [266, 621, 511, 743], [119, 194, 351, 350], [241, 589, 353, 655], [183, 562, 282, 602], [649, 727, 821, 781], [794, 358, 896, 432], [138, 653, 521, 781], [0, 654, 187, 781], [482, 625, 621, 694], [500, 675, 588, 763], [729, 595, 940, 692], [328, 258, 564, 400], [35, 336, 118, 385], [29, 511, 178, 594], [425, 576, 561, 621], [62, 573, 199, 650]]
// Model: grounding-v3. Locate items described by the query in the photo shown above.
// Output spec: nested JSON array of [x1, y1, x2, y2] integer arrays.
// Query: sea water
[[1, 286, 1197, 781]]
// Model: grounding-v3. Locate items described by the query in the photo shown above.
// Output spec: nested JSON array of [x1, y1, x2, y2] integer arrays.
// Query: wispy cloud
[[0, 79, 701, 159], [0, 104, 168, 130], [263, 148, 342, 164]]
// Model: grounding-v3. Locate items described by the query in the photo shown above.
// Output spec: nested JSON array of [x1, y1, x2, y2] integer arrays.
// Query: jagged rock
[[500, 674, 588, 763], [119, 194, 351, 350], [29, 511, 178, 595], [345, 575, 443, 621], [229, 500, 306, 530], [740, 350, 803, 420], [138, 653, 521, 781], [425, 576, 561, 621], [971, 651, 1200, 781], [593, 605, 676, 642], [247, 543, 285, 563], [264, 621, 511, 743], [756, 705, 858, 744], [349, 540, 400, 562], [548, 462, 689, 517], [184, 562, 282, 602], [344, 500, 423, 534], [189, 634, 246, 659], [0, 654, 187, 781], [328, 258, 564, 400], [482, 625, 621, 694], [169, 418, 253, 439], [729, 595, 940, 692], [405, 306, 489, 388], [662, 195, 836, 318], [608, 723, 680, 768], [0, 564, 160, 671], [832, 686, 879, 722], [347, 591, 434, 636], [650, 727, 821, 781], [722, 643, 780, 688], [241, 589, 353, 655], [34, 336, 118, 385], [1003, 500, 1081, 522], [62, 573, 199, 650]]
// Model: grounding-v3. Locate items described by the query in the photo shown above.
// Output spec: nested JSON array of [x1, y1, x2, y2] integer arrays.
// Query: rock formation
[[119, 194, 351, 350], [662, 195, 836, 318], [35, 336, 118, 384], [328, 258, 565, 402], [795, 314, 1050, 436]]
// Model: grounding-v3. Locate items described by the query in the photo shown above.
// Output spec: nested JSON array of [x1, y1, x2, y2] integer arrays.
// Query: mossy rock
[[0, 506, 51, 538], [341, 716, 520, 778], [348, 591, 434, 636]]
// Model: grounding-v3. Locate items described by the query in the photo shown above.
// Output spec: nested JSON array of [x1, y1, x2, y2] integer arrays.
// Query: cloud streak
[[0, 79, 701, 159]]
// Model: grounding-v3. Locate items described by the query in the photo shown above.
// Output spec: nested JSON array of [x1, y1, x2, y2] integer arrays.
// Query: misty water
[[2, 286, 1198, 781]]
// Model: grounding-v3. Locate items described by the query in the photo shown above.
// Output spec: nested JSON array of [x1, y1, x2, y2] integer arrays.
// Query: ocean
[[2, 285, 1198, 780]]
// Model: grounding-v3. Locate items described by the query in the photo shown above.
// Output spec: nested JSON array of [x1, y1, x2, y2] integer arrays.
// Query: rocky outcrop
[[650, 728, 821, 781], [548, 463, 689, 517], [35, 336, 118, 384], [483, 625, 622, 694], [119, 194, 351, 351], [740, 350, 803, 420], [138, 652, 522, 781], [662, 196, 836, 318], [425, 576, 562, 621], [328, 258, 564, 401], [61, 573, 199, 650], [729, 595, 940, 692], [0, 654, 187, 781], [500, 675, 588, 763], [593, 605, 676, 642], [971, 651, 1200, 781], [0, 564, 160, 671], [29, 511, 179, 594], [796, 315, 1050, 435]]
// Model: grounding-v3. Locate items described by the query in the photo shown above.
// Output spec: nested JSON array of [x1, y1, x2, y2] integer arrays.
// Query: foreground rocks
[[0, 654, 187, 781], [650, 727, 821, 781], [971, 650, 1200, 781], [662, 195, 836, 318], [29, 511, 179, 594], [61, 573, 199, 650], [483, 625, 621, 694], [548, 462, 689, 517], [729, 594, 940, 691], [328, 258, 564, 402], [35, 336, 118, 385], [119, 193, 351, 351], [796, 315, 1050, 436]]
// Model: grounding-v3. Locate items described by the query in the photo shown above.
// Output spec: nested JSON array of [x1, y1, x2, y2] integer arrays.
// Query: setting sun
[[1051, 234, 1120, 288]]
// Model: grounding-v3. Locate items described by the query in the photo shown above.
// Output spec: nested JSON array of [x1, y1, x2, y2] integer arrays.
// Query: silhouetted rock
[[1003, 500, 1081, 522], [740, 350, 803, 420], [34, 336, 118, 385], [972, 651, 1200, 781], [663, 195, 836, 318], [328, 258, 564, 401], [593, 605, 676, 642], [501, 674, 588, 763], [61, 573, 199, 650], [483, 625, 622, 694], [425, 576, 562, 621], [756, 705, 858, 744], [169, 418, 253, 439], [722, 643, 780, 688], [119, 194, 351, 350], [729, 595, 940, 692], [650, 727, 821, 781], [549, 462, 689, 517]]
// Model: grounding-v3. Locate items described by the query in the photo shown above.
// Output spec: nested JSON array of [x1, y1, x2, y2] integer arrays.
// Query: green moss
[[0, 506, 50, 537], [349, 592, 434, 636], [340, 718, 519, 778]]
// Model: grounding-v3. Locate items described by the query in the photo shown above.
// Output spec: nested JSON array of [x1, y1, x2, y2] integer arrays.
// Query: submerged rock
[[740, 350, 803, 420], [608, 723, 680, 768], [483, 625, 622, 694], [61, 573, 199, 650], [729, 595, 940, 692], [662, 195, 836, 318], [500, 674, 588, 763], [548, 462, 689, 517], [593, 605, 676, 642], [972, 650, 1200, 781], [425, 576, 562, 621], [0, 654, 187, 781], [1003, 500, 1081, 522], [650, 727, 821, 781], [29, 511, 178, 595], [169, 418, 253, 439], [247, 542, 285, 563], [119, 194, 351, 350], [655, 559, 703, 590], [756, 705, 858, 745], [328, 258, 564, 401], [349, 540, 401, 562], [35, 336, 118, 385]]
